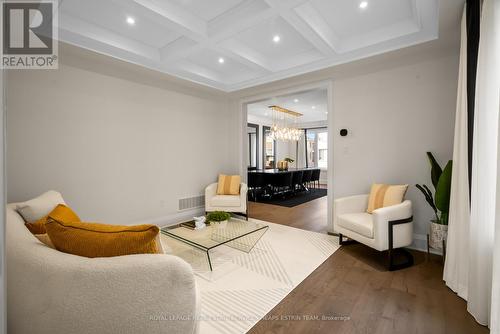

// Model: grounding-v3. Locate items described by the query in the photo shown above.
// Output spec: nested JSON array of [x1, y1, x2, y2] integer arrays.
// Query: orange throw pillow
[[45, 219, 161, 258], [25, 204, 80, 235]]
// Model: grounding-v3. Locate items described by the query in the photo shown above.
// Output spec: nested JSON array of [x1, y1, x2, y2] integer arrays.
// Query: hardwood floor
[[247, 196, 489, 334]]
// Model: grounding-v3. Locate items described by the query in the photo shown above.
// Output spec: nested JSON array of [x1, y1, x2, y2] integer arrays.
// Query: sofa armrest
[[372, 200, 413, 250], [205, 182, 218, 208], [8, 251, 198, 334], [240, 183, 248, 211]]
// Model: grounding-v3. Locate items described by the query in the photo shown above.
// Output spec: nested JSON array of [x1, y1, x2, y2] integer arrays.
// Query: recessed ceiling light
[[126, 16, 135, 25], [294, 99, 299, 103], [325, 112, 329, 114], [218, 57, 225, 64], [312, 106, 316, 109], [359, 1, 368, 9], [273, 35, 281, 43]]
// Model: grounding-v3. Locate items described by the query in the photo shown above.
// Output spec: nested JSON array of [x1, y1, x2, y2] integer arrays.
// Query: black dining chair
[[291, 170, 303, 194], [272, 172, 293, 197], [302, 169, 313, 191], [248, 172, 265, 201], [311, 169, 321, 189]]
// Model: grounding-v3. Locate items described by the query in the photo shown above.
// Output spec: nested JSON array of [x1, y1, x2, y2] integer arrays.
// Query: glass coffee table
[[161, 218, 269, 271]]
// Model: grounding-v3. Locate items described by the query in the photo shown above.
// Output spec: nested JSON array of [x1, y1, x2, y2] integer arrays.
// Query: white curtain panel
[[444, 7, 470, 300], [488, 0, 500, 331], [469, 0, 500, 327]]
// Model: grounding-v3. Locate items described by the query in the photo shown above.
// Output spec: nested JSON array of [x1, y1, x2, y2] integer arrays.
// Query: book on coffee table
[[180, 220, 196, 230]]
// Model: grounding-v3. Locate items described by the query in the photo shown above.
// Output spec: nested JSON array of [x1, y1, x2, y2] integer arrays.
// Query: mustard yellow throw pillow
[[367, 184, 408, 213], [216, 174, 241, 195], [25, 204, 80, 235], [45, 218, 161, 258]]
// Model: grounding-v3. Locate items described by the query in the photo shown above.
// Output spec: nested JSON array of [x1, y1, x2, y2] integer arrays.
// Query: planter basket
[[429, 221, 448, 250]]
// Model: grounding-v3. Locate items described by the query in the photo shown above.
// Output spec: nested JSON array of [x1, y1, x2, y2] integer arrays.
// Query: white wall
[[6, 62, 235, 225]]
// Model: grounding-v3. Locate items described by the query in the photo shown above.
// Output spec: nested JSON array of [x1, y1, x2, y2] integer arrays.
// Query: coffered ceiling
[[58, 0, 439, 92]]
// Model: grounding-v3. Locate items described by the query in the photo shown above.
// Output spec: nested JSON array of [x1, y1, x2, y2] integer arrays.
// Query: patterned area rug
[[160, 219, 339, 334]]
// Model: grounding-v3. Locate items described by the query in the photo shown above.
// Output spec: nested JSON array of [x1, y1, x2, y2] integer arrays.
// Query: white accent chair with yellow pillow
[[205, 174, 248, 219], [334, 184, 413, 271]]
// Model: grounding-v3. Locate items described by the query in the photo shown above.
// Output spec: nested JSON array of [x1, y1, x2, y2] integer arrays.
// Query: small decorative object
[[206, 211, 231, 226], [340, 129, 348, 136], [193, 216, 206, 230], [416, 152, 453, 250], [277, 158, 294, 171]]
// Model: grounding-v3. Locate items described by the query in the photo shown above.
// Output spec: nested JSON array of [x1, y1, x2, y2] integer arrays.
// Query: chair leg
[[387, 216, 414, 271], [338, 233, 358, 245]]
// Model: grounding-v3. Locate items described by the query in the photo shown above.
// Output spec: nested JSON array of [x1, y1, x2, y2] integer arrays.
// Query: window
[[305, 128, 328, 169], [247, 123, 258, 169], [263, 126, 276, 169]]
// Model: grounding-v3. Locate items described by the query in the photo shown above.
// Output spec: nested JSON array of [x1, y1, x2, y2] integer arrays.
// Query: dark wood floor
[[247, 196, 489, 334]]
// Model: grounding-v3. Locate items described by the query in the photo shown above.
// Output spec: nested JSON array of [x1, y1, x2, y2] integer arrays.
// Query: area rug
[[255, 188, 327, 207], [160, 219, 339, 334]]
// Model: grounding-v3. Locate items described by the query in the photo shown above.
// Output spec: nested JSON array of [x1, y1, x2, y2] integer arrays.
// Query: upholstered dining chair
[[333, 194, 413, 271], [205, 182, 248, 219]]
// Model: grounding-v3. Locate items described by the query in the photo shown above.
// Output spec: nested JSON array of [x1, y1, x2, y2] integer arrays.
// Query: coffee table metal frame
[[161, 220, 269, 271]]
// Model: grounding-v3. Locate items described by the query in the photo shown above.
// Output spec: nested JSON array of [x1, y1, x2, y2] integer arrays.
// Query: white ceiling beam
[[216, 39, 273, 72], [160, 0, 318, 64], [58, 13, 160, 61], [265, 0, 339, 55], [132, 0, 207, 40]]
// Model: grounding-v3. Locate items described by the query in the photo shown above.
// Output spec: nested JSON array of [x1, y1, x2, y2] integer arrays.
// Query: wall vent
[[178, 195, 205, 211]]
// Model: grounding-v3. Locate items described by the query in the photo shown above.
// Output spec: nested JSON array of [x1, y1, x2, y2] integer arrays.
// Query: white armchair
[[205, 183, 248, 219], [333, 194, 413, 270]]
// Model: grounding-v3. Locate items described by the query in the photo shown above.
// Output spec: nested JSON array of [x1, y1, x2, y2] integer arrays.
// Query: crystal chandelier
[[268, 105, 303, 142]]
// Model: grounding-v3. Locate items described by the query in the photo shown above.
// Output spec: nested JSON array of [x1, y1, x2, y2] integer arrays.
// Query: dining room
[[246, 88, 329, 231]]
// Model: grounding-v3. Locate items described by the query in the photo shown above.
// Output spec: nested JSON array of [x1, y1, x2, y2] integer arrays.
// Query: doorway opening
[[243, 85, 332, 233]]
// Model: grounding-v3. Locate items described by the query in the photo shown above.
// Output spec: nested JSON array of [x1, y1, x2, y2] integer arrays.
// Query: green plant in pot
[[416, 152, 452, 250], [206, 211, 231, 226]]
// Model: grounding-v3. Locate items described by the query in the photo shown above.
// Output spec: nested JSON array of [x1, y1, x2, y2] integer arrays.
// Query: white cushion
[[15, 190, 66, 223], [337, 212, 374, 238], [210, 195, 241, 207]]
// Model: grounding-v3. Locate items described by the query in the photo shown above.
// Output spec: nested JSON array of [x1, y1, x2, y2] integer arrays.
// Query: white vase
[[429, 221, 448, 250]]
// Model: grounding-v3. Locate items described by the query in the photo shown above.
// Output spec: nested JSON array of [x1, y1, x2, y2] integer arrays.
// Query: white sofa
[[334, 194, 413, 270], [6, 203, 199, 334], [205, 182, 248, 219]]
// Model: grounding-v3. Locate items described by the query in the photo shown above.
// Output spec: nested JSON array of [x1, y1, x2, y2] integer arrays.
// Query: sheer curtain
[[446, 0, 500, 328], [469, 0, 500, 326], [444, 7, 470, 300], [487, 1, 500, 331]]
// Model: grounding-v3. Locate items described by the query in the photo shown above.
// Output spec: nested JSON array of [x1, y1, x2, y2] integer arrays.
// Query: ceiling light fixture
[[294, 98, 299, 103], [218, 57, 225, 64], [126, 16, 135, 25], [312, 106, 316, 109], [273, 35, 281, 43], [268, 106, 303, 142], [359, 1, 368, 9]]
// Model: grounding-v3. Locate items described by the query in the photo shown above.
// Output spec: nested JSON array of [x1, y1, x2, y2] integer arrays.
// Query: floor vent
[[178, 195, 205, 211]]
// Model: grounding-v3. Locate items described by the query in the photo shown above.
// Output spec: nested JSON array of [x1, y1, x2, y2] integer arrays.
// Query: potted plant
[[206, 211, 231, 227], [416, 152, 453, 250]]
